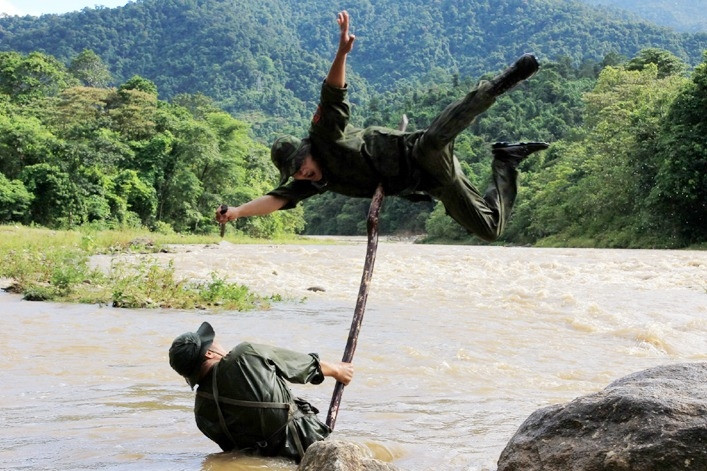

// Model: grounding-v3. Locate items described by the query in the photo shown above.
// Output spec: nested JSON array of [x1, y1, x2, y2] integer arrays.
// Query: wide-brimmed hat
[[168, 321, 215, 389], [271, 135, 307, 185]]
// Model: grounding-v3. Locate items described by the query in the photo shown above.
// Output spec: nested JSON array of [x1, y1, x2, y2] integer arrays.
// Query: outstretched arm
[[325, 11, 356, 89], [215, 195, 288, 223]]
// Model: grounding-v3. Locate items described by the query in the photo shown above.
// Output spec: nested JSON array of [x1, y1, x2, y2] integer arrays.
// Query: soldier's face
[[293, 154, 322, 182], [207, 341, 227, 357]]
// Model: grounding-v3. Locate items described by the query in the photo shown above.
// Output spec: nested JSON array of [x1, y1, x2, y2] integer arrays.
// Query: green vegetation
[[0, 225, 281, 309], [0, 0, 703, 138], [0, 49, 303, 238], [505, 53, 706, 248], [580, 0, 707, 33], [0, 0, 704, 249]]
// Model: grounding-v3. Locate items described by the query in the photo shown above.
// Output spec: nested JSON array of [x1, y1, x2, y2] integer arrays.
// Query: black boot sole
[[492, 141, 549, 153], [492, 141, 550, 164]]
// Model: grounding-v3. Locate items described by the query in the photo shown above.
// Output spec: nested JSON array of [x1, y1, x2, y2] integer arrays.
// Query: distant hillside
[[0, 0, 704, 130], [580, 0, 707, 33]]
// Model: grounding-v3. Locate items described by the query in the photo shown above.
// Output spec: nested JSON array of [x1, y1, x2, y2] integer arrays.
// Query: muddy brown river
[[2, 241, 705, 470]]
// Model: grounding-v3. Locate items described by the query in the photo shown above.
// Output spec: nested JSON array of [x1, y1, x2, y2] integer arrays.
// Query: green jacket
[[268, 82, 431, 209], [193, 342, 330, 460]]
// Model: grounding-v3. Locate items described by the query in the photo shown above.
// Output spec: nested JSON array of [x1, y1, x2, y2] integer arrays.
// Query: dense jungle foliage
[[0, 0, 705, 247], [0, 50, 304, 236]]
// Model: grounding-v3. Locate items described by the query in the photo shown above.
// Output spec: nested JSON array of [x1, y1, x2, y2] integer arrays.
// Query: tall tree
[[0, 172, 33, 223], [0, 51, 77, 103], [626, 48, 688, 78], [651, 52, 707, 244], [69, 49, 112, 88]]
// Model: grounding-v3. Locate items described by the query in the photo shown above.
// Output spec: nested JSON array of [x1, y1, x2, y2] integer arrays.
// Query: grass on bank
[[0, 224, 288, 310]]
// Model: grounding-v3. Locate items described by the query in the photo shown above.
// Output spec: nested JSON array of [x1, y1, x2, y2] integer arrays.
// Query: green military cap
[[271, 135, 307, 185], [169, 321, 215, 389]]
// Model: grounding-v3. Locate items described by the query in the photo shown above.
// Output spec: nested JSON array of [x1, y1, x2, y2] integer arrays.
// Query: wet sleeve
[[250, 343, 325, 385], [266, 180, 325, 210], [309, 81, 350, 142]]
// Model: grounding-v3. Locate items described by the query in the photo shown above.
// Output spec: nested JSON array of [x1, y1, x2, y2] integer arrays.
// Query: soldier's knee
[[441, 203, 501, 242], [474, 229, 500, 243]]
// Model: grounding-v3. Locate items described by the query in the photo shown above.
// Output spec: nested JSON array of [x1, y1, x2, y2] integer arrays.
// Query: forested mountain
[[0, 0, 705, 247], [0, 0, 704, 136], [580, 0, 707, 33]]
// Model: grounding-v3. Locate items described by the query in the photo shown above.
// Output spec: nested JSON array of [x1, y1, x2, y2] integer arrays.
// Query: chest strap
[[197, 391, 291, 410]]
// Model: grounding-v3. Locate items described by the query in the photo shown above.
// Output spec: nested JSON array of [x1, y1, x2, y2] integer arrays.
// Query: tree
[[119, 75, 158, 96], [626, 48, 688, 79], [0, 113, 57, 179], [0, 172, 33, 223], [651, 52, 707, 244], [52, 86, 112, 135], [0, 51, 77, 103], [69, 49, 112, 88], [20, 163, 78, 227], [1, 0, 702, 141], [424, 202, 469, 242], [601, 51, 627, 69], [109, 78, 159, 140], [172, 92, 220, 119], [113, 169, 157, 224]]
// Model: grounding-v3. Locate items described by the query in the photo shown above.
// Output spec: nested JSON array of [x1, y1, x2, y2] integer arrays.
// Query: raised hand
[[336, 10, 355, 55]]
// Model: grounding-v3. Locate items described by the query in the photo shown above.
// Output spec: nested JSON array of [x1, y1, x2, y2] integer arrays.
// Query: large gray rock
[[498, 363, 707, 471], [298, 439, 401, 471]]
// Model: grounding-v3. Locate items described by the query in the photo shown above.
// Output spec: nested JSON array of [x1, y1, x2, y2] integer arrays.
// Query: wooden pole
[[325, 182, 384, 429], [326, 115, 408, 430]]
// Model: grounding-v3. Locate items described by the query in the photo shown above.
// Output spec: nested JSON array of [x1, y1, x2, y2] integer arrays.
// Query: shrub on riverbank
[[0, 225, 280, 310]]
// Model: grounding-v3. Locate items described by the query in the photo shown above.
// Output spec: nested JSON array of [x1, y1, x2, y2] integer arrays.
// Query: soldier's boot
[[492, 141, 549, 167], [488, 53, 540, 96]]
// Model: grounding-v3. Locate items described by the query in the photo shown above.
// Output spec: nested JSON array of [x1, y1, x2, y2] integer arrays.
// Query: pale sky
[[0, 0, 131, 16]]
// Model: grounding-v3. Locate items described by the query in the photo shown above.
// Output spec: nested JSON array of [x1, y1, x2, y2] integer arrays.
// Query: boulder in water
[[298, 439, 401, 471], [497, 363, 707, 470]]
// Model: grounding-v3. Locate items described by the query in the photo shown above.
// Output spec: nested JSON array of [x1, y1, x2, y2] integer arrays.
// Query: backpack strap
[[198, 390, 290, 410], [210, 362, 238, 448]]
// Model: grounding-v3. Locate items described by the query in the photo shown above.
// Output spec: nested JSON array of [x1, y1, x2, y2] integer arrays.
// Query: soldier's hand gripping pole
[[219, 204, 228, 238], [326, 114, 408, 430]]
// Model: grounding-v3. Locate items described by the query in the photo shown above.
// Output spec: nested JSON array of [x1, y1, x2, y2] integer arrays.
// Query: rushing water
[[1, 242, 705, 471]]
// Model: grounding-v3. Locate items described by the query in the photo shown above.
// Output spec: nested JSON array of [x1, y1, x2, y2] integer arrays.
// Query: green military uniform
[[193, 342, 330, 461], [268, 80, 520, 242]]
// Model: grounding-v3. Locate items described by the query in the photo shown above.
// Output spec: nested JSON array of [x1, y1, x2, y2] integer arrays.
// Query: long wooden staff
[[326, 114, 408, 430]]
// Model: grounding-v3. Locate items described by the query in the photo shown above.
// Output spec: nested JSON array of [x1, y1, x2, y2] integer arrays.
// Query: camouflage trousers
[[412, 80, 517, 242]]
